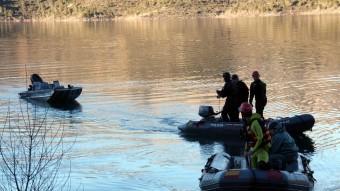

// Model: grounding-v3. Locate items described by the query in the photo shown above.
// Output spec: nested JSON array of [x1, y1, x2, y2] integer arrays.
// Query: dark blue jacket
[[270, 127, 298, 157]]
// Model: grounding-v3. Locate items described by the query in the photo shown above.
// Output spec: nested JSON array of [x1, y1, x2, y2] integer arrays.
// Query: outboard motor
[[198, 106, 215, 119]]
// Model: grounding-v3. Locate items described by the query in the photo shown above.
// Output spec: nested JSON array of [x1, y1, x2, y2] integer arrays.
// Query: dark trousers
[[221, 104, 230, 122], [255, 99, 267, 118], [228, 108, 239, 122], [269, 153, 298, 171], [222, 103, 239, 122], [269, 154, 286, 170]]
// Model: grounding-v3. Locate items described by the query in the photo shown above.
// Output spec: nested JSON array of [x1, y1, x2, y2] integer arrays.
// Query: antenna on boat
[[25, 63, 28, 88]]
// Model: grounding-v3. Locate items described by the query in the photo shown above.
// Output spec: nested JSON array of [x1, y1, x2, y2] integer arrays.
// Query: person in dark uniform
[[232, 74, 249, 105], [230, 74, 249, 121], [216, 72, 233, 122], [268, 120, 299, 171], [249, 71, 267, 118]]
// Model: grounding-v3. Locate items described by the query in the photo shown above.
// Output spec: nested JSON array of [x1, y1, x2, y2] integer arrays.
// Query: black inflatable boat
[[178, 106, 314, 138], [199, 152, 315, 191]]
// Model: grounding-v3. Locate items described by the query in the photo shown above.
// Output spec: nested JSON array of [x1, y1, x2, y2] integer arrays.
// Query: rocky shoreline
[[0, 0, 339, 21]]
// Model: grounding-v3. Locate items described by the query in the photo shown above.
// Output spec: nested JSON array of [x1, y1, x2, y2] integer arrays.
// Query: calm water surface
[[0, 16, 340, 190]]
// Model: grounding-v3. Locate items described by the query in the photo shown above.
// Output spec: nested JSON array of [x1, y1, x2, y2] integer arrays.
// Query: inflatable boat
[[199, 152, 315, 191], [19, 74, 82, 104], [178, 106, 314, 137]]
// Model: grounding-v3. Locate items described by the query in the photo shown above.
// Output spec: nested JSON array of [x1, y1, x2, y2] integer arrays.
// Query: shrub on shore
[[0, 0, 339, 20]]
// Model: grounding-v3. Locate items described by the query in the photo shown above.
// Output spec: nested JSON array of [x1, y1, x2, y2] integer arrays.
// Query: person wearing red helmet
[[249, 71, 267, 118], [240, 102, 271, 169]]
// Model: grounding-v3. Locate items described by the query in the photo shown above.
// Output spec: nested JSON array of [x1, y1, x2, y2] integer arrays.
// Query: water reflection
[[0, 15, 339, 191], [181, 130, 314, 157], [0, 17, 339, 113], [181, 135, 245, 157], [50, 100, 82, 111], [19, 98, 82, 112]]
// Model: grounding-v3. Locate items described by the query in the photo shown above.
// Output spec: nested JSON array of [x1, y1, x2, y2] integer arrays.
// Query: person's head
[[231, 74, 239, 82], [268, 120, 284, 135], [252, 71, 260, 80], [239, 102, 252, 120], [223, 72, 231, 82]]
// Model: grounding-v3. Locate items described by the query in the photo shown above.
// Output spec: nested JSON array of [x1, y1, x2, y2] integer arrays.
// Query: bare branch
[[0, 102, 74, 191]]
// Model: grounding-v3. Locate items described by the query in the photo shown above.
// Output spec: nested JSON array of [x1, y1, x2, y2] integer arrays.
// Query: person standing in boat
[[249, 71, 267, 118], [240, 102, 271, 169], [216, 72, 233, 122], [231, 74, 249, 121], [268, 120, 299, 171]]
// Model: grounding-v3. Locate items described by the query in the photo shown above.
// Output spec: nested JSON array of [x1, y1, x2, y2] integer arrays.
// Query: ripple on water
[[0, 16, 340, 191]]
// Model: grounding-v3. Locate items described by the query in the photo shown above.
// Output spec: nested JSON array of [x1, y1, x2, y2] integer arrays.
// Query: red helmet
[[239, 102, 252, 114]]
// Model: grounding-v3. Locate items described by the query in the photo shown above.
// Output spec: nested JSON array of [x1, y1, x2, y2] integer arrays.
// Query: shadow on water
[[180, 131, 315, 157], [291, 133, 315, 155], [180, 134, 246, 156], [48, 101, 82, 112], [21, 98, 82, 112]]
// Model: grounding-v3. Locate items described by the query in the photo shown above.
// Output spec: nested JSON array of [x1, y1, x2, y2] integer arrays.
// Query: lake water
[[0, 15, 339, 190]]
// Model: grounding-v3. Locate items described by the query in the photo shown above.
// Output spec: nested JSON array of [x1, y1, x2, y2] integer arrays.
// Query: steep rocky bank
[[1, 0, 340, 21]]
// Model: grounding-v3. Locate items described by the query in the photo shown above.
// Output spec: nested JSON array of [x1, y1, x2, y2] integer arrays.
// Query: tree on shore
[[0, 103, 72, 191]]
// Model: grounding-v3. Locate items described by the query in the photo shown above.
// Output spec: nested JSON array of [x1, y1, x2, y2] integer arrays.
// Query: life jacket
[[246, 118, 271, 148]]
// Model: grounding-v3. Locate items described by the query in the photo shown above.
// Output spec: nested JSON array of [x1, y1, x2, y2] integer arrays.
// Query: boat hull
[[19, 87, 82, 103], [200, 152, 314, 191], [48, 87, 82, 103], [178, 120, 245, 138], [179, 114, 314, 138], [19, 89, 53, 101], [275, 114, 315, 134]]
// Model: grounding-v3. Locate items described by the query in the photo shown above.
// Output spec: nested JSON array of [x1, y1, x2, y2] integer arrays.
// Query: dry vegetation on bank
[[0, 0, 340, 20]]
